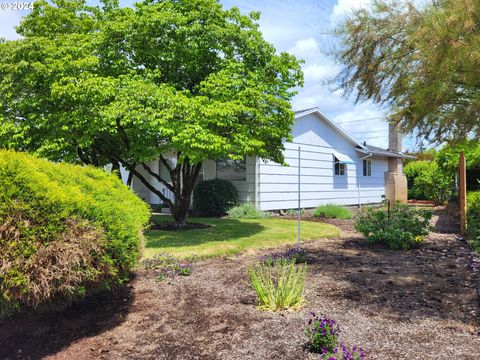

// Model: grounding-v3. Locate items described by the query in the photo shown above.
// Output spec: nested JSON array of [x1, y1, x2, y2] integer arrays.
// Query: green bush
[[228, 202, 270, 219], [0, 150, 150, 318], [247, 259, 306, 311], [313, 204, 352, 219], [193, 179, 238, 217], [404, 161, 431, 200], [467, 191, 480, 252], [415, 162, 453, 205], [355, 203, 432, 250]]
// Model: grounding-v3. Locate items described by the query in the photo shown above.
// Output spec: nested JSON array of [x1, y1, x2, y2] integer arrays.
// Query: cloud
[[0, 7, 24, 40], [330, 0, 372, 26]]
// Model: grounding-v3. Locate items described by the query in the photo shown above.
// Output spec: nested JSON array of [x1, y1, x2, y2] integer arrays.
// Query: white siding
[[131, 156, 256, 205], [257, 113, 387, 211]]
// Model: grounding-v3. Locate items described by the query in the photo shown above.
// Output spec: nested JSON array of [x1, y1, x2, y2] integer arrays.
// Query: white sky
[[0, 0, 418, 150]]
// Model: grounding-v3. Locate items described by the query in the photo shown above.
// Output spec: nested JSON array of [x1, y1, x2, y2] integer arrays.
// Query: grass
[[247, 260, 307, 311], [144, 215, 340, 259], [313, 204, 352, 219]]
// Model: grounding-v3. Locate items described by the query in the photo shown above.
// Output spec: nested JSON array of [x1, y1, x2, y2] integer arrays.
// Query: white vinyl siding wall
[[256, 113, 387, 211]]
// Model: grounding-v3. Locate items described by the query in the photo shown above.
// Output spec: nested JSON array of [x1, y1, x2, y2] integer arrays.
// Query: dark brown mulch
[[1, 208, 479, 360], [149, 222, 212, 231]]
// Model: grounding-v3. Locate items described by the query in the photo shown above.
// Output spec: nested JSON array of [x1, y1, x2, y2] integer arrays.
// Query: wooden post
[[459, 151, 467, 235]]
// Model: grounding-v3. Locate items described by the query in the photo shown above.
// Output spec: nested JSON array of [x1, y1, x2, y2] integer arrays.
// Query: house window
[[216, 157, 246, 181], [363, 159, 372, 176], [334, 156, 346, 176]]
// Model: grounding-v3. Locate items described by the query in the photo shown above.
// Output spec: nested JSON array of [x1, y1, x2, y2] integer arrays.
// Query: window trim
[[363, 159, 372, 177], [334, 156, 346, 176]]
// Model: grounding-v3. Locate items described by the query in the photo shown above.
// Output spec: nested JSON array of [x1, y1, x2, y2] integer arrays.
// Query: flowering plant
[[305, 313, 340, 352], [260, 247, 306, 266], [320, 343, 365, 360]]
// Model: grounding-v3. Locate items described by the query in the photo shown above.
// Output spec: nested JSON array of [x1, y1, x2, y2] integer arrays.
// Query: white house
[[130, 108, 412, 211]]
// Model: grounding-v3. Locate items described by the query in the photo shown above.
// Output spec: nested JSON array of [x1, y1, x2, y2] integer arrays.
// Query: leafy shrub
[[414, 162, 453, 205], [467, 191, 480, 252], [259, 247, 306, 266], [355, 203, 432, 250], [313, 204, 352, 219], [404, 160, 432, 200], [193, 179, 238, 217], [0, 150, 150, 318], [228, 202, 270, 219], [247, 259, 306, 311]]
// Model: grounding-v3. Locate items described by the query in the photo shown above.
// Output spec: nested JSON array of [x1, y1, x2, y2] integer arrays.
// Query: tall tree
[[0, 0, 303, 227], [333, 0, 480, 143]]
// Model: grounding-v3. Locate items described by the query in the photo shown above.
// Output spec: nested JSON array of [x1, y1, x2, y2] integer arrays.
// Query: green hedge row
[[467, 191, 480, 252], [0, 150, 150, 318]]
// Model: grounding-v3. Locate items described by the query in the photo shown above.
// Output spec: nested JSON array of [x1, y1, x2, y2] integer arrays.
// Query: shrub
[[467, 191, 480, 252], [404, 160, 432, 200], [355, 202, 432, 250], [247, 259, 306, 311], [313, 204, 352, 219], [0, 150, 150, 318], [193, 179, 238, 217], [228, 202, 270, 219], [414, 162, 453, 205]]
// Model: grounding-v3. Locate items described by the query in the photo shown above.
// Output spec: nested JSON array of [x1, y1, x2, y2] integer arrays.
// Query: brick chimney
[[384, 123, 408, 202]]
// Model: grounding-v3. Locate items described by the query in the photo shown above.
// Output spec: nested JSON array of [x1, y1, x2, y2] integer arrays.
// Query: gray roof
[[360, 144, 416, 159]]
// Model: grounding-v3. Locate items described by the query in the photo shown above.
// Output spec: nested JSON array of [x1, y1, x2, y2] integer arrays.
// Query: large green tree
[[0, 0, 303, 227], [333, 0, 480, 143]]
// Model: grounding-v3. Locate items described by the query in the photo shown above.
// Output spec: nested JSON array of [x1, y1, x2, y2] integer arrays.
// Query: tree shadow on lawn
[[0, 285, 134, 359], [144, 218, 266, 250], [305, 235, 478, 326]]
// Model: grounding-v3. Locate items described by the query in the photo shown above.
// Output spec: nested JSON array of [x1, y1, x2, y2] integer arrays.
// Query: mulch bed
[[1, 209, 479, 359]]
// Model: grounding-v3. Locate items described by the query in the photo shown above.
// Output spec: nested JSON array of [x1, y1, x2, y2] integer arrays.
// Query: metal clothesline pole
[[297, 146, 301, 251]]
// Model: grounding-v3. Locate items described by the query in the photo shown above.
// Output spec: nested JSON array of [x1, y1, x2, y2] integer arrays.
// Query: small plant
[[259, 247, 306, 266], [305, 313, 365, 359], [319, 344, 366, 360], [247, 259, 306, 311], [313, 205, 352, 219], [143, 253, 195, 278], [355, 202, 432, 250], [228, 202, 270, 219], [305, 313, 341, 353]]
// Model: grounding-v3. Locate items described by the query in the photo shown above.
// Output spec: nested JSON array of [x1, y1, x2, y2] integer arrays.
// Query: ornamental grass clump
[[313, 204, 352, 219], [247, 259, 306, 311]]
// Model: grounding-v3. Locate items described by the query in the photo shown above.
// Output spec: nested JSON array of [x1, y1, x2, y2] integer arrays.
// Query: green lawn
[[143, 215, 340, 259]]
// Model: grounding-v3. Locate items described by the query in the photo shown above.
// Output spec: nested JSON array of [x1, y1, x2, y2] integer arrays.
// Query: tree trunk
[[169, 158, 202, 228]]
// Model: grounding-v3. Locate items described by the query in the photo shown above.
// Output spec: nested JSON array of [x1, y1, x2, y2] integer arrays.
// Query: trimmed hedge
[[467, 191, 480, 252], [193, 179, 238, 217], [0, 150, 150, 318]]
